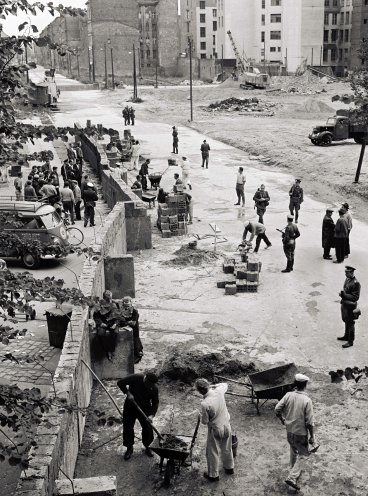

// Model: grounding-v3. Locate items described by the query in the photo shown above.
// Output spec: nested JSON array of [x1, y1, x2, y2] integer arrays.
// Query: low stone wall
[[15, 203, 128, 496]]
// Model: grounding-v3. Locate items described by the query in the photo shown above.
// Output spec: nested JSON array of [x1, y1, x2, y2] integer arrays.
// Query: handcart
[[216, 362, 298, 415], [150, 415, 201, 488], [148, 173, 164, 190]]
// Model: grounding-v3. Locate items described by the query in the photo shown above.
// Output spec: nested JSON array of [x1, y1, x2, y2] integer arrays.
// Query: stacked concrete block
[[157, 194, 187, 238], [219, 255, 262, 294]]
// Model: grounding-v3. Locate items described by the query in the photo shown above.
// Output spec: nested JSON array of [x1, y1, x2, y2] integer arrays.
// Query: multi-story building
[[217, 0, 324, 74], [323, 0, 352, 75], [351, 0, 368, 68]]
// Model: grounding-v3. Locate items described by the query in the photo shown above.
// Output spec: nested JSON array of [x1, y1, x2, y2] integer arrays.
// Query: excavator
[[227, 30, 270, 89]]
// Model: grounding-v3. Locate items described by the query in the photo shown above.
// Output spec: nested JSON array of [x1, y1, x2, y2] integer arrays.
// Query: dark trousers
[[141, 175, 148, 191], [343, 320, 355, 344], [236, 186, 245, 206], [62, 201, 74, 223], [173, 143, 178, 154], [283, 243, 295, 269], [202, 155, 209, 168], [254, 233, 271, 252], [323, 246, 332, 258], [344, 232, 351, 257], [256, 206, 266, 224], [335, 238, 346, 263], [289, 200, 300, 221], [131, 117, 135, 125], [123, 401, 154, 449], [75, 201, 81, 220], [84, 204, 95, 226]]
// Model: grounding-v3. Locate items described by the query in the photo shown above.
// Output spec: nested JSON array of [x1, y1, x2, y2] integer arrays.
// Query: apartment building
[[323, 0, 352, 75], [351, 0, 368, 68], [180, 0, 218, 59]]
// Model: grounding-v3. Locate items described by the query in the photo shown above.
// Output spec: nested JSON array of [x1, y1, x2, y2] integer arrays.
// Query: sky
[[1, 0, 87, 36]]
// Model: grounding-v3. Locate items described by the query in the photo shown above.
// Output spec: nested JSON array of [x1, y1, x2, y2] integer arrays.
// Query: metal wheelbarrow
[[148, 173, 164, 190], [150, 415, 201, 488]]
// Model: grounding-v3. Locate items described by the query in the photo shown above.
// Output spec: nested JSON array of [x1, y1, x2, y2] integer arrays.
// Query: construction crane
[[226, 30, 248, 73]]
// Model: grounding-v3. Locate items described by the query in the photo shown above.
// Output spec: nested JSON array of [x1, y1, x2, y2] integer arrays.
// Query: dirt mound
[[271, 72, 331, 95], [302, 98, 335, 114], [160, 350, 256, 384], [164, 245, 221, 267], [205, 97, 276, 115]]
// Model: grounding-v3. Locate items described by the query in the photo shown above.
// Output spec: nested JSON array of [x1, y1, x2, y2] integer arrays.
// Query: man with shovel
[[117, 372, 159, 460]]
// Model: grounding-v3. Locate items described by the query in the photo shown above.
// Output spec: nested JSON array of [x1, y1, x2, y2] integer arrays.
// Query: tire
[[22, 252, 40, 269], [163, 459, 175, 488], [311, 139, 319, 146], [320, 134, 332, 146], [66, 226, 84, 247], [354, 137, 365, 145]]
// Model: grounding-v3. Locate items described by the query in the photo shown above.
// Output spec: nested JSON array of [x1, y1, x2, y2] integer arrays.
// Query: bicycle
[[62, 212, 84, 247]]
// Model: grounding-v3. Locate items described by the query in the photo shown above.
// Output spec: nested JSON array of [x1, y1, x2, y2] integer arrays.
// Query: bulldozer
[[308, 110, 367, 146]]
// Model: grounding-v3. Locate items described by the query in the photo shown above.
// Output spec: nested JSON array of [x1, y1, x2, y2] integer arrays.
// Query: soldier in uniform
[[322, 208, 335, 260], [253, 184, 270, 224], [342, 202, 352, 258], [172, 126, 179, 154], [281, 214, 300, 273], [337, 266, 361, 348], [289, 179, 303, 223]]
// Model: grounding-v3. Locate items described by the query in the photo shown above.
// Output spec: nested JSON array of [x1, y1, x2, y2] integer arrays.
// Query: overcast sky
[[2, 0, 87, 36]]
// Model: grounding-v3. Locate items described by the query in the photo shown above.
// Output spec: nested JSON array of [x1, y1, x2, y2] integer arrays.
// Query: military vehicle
[[309, 111, 367, 146]]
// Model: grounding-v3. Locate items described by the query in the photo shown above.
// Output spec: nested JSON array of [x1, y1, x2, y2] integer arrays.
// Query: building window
[[364, 19, 368, 24], [331, 48, 336, 61], [331, 29, 338, 42], [199, 1, 205, 9], [262, 0, 265, 8], [323, 48, 328, 62], [324, 13, 329, 25], [332, 13, 337, 24], [324, 30, 329, 42], [345, 12, 349, 23], [261, 14, 265, 25], [270, 47, 276, 52], [270, 14, 281, 23], [278, 47, 281, 52], [213, 48, 216, 56], [200, 13, 205, 23], [333, 0, 338, 5], [325, 0, 329, 6], [200, 42, 206, 50], [270, 30, 281, 40], [187, 23, 190, 33], [339, 48, 343, 60], [365, 0, 368, 5], [340, 29, 344, 41], [212, 8, 217, 17], [213, 35, 216, 45], [345, 29, 349, 41], [200, 53, 207, 59], [213, 21, 217, 31], [200, 27, 206, 37], [261, 31, 265, 42], [271, 0, 281, 5]]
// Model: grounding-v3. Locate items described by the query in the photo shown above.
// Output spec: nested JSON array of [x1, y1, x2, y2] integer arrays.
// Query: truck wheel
[[354, 137, 365, 144], [22, 252, 41, 269], [311, 139, 318, 146], [321, 135, 332, 146]]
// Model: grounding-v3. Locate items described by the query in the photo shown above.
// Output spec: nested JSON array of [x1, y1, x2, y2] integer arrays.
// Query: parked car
[[0, 201, 69, 269], [309, 113, 367, 146]]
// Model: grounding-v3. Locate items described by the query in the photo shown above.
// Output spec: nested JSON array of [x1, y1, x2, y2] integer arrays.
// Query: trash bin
[[45, 304, 73, 349]]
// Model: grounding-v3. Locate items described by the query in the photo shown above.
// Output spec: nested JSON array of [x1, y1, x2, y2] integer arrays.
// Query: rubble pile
[[270, 72, 332, 95], [164, 244, 220, 267], [160, 350, 256, 384], [206, 97, 276, 116]]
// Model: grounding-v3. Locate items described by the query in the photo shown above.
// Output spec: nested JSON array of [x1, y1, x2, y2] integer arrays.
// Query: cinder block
[[169, 215, 178, 224], [225, 284, 237, 295], [236, 270, 247, 280], [160, 222, 170, 231], [161, 216, 169, 223], [246, 271, 259, 282], [162, 230, 171, 238]]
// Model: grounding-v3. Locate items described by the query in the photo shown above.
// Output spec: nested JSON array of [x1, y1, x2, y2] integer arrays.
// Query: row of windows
[[324, 29, 350, 42], [324, 12, 351, 25], [200, 38, 216, 50], [262, 0, 282, 7], [323, 47, 350, 62], [199, 10, 217, 22], [270, 46, 282, 52], [261, 31, 281, 42], [324, 0, 351, 6]]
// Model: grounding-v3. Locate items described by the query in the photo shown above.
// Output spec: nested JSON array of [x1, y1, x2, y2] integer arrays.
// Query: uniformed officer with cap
[[281, 214, 300, 273], [275, 373, 315, 491], [322, 208, 335, 260], [338, 265, 361, 348], [289, 179, 303, 223]]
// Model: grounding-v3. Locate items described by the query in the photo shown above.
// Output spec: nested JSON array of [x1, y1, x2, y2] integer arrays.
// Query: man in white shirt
[[242, 220, 272, 252], [275, 373, 316, 491], [195, 378, 234, 482], [235, 167, 246, 206]]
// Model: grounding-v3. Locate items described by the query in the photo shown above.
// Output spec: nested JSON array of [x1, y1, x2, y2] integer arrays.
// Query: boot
[[290, 260, 294, 271], [281, 261, 291, 273]]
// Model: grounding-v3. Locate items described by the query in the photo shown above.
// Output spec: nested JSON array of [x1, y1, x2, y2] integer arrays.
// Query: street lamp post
[[107, 38, 114, 89], [188, 37, 193, 122], [133, 43, 138, 100], [104, 42, 108, 89]]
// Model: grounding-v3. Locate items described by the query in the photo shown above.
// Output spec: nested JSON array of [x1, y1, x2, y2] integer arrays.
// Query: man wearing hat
[[242, 220, 272, 252], [338, 265, 361, 348], [342, 202, 353, 258], [333, 208, 349, 263], [322, 208, 335, 260], [289, 179, 303, 223], [281, 214, 300, 273], [172, 126, 179, 154], [82, 182, 98, 227], [275, 373, 315, 491], [195, 378, 234, 482], [201, 139, 211, 168]]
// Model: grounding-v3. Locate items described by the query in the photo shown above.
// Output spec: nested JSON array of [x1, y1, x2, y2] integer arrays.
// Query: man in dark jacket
[[201, 140, 210, 168], [289, 179, 303, 223], [117, 372, 159, 460], [281, 214, 300, 273], [322, 208, 335, 260], [129, 107, 135, 126], [333, 208, 349, 264], [82, 182, 98, 227], [253, 184, 270, 224], [172, 126, 178, 154], [338, 266, 361, 348]]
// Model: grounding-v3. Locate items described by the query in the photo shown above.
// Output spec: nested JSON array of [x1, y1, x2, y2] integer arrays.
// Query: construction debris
[[270, 72, 331, 95], [164, 244, 220, 267], [206, 97, 276, 116], [218, 249, 262, 294]]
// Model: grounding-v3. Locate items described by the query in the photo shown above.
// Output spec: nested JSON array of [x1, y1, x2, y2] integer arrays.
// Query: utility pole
[[76, 50, 80, 79], [311, 47, 314, 67], [221, 44, 224, 81], [133, 43, 137, 100], [188, 37, 193, 122], [108, 39, 114, 89], [285, 47, 288, 75], [104, 42, 108, 89], [92, 45, 96, 83], [320, 46, 322, 67], [25, 43, 29, 83], [155, 56, 158, 88], [354, 142, 366, 183]]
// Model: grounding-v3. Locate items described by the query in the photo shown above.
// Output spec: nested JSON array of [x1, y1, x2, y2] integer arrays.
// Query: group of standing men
[[122, 106, 136, 126]]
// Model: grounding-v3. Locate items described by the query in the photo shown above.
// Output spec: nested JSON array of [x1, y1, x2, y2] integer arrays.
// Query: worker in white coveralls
[[275, 373, 318, 492], [195, 378, 234, 482]]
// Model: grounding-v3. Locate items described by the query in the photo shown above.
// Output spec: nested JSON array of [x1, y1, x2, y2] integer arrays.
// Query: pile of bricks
[[218, 254, 262, 295], [157, 193, 187, 238]]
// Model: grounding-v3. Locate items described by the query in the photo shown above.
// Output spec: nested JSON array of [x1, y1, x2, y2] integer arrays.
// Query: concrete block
[[160, 222, 170, 231], [92, 327, 134, 380], [55, 476, 117, 496], [225, 284, 237, 295], [162, 230, 171, 238], [104, 255, 135, 299]]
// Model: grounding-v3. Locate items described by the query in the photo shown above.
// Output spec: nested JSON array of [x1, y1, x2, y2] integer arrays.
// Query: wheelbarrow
[[148, 173, 163, 190], [141, 192, 156, 208], [150, 415, 201, 488], [216, 362, 298, 415]]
